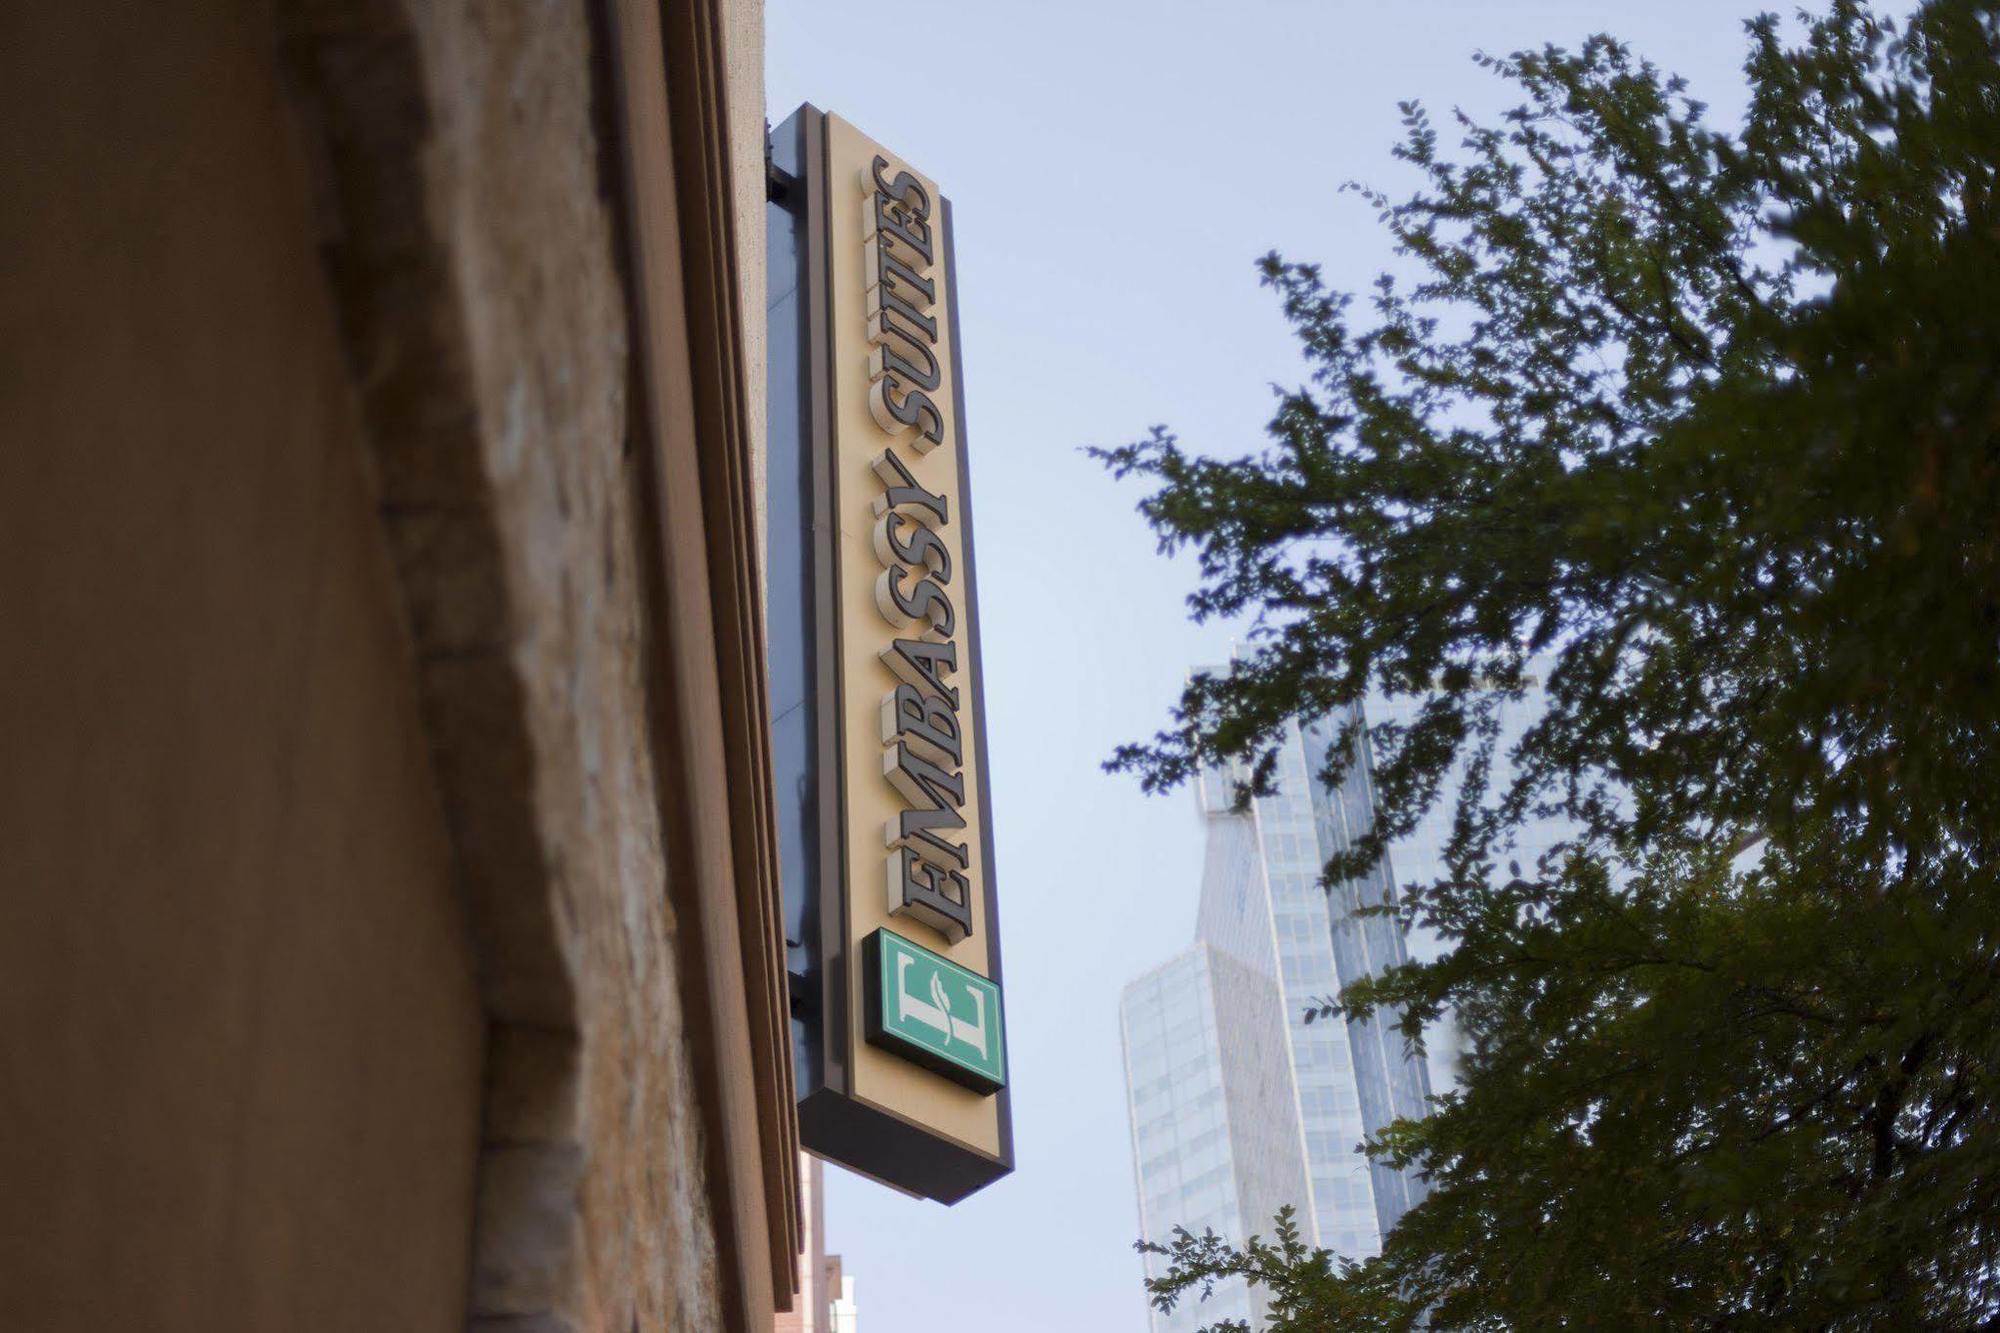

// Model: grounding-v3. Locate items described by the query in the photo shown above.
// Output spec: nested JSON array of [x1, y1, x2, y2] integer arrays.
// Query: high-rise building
[[829, 1271, 859, 1333], [1121, 668, 1556, 1331], [1122, 944, 1303, 1333], [1363, 666, 1569, 1095]]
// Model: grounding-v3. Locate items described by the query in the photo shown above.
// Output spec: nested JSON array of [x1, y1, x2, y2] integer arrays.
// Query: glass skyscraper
[[1121, 948, 1263, 1333], [1120, 665, 1558, 1331], [1364, 664, 1570, 1095]]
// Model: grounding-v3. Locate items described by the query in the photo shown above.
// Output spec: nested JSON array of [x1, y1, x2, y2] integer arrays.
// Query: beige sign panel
[[788, 106, 1011, 1202]]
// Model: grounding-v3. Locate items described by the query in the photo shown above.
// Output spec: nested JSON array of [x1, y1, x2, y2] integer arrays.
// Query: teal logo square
[[863, 928, 1006, 1095]]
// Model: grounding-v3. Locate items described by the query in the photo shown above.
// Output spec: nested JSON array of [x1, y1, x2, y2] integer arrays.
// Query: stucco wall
[[2, 0, 778, 1328], [726, 0, 770, 563], [283, 0, 736, 1327], [0, 4, 485, 1328]]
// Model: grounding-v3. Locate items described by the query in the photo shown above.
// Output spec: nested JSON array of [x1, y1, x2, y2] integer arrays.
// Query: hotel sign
[[771, 106, 1011, 1203]]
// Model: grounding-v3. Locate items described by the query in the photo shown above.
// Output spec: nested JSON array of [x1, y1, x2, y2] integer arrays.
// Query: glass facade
[[1120, 948, 1257, 1333], [1363, 663, 1566, 1095], [1121, 665, 1559, 1329]]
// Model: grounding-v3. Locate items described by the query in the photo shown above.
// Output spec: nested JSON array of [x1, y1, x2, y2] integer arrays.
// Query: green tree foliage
[[1098, 2, 2000, 1326]]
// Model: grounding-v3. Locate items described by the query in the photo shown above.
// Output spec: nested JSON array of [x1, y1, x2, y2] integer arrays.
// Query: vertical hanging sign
[[779, 106, 1011, 1203]]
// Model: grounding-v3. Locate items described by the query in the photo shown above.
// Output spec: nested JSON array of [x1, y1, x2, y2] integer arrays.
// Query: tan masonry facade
[[0, 2, 806, 1330]]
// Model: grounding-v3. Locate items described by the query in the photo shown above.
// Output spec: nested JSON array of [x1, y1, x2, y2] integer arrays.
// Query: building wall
[[313, 3, 729, 1323], [1302, 709, 1433, 1240], [1194, 720, 1399, 1259], [1364, 664, 1565, 1098], [1121, 949, 1258, 1333], [0, 4, 485, 1327], [1208, 945, 1314, 1294], [725, 0, 770, 559], [1, 0, 791, 1329], [828, 1272, 858, 1333], [774, 1155, 828, 1333]]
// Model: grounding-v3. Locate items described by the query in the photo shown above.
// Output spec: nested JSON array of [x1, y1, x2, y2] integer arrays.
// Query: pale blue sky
[[767, 4, 1767, 1327]]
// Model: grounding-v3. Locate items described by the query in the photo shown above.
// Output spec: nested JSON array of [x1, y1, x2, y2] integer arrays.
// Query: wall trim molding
[[600, 0, 798, 1326]]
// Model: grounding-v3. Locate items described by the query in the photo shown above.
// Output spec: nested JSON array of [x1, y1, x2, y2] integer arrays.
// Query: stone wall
[[2, 0, 777, 1329], [0, 3, 486, 1328], [284, 0, 768, 1326], [725, 0, 770, 561]]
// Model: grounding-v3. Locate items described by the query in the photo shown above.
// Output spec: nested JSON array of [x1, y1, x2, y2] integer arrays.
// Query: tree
[[1098, 2, 2000, 1327]]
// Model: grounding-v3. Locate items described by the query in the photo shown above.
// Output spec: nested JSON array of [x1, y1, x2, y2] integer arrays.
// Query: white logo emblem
[[896, 951, 989, 1060]]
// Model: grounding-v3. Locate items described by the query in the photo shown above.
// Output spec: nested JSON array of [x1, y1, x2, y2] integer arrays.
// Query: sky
[[766, 3, 1770, 1328]]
